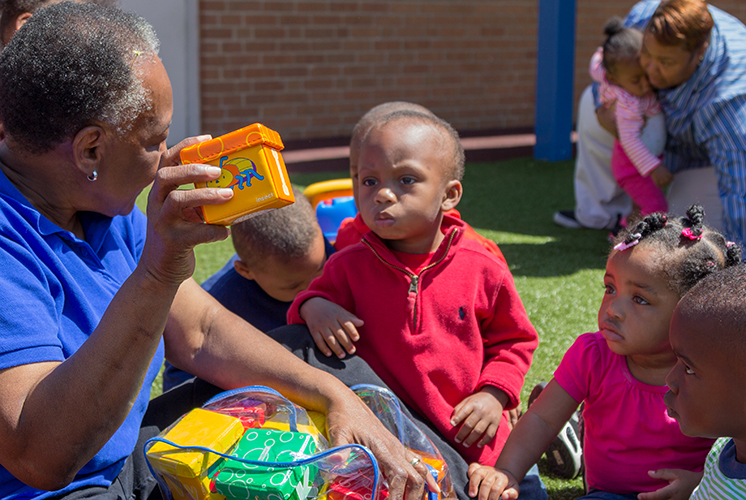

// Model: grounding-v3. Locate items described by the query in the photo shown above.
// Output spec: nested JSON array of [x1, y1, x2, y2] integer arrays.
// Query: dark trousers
[[56, 325, 545, 500]]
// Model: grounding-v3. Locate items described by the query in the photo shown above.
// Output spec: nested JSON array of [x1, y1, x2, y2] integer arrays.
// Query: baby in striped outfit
[[591, 16, 670, 225]]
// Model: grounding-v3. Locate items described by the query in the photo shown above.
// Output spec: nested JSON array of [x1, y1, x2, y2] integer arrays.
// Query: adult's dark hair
[[646, 0, 713, 52], [602, 16, 644, 76], [613, 205, 741, 297], [0, 0, 118, 38], [231, 186, 321, 268], [367, 109, 466, 182], [0, 2, 159, 154]]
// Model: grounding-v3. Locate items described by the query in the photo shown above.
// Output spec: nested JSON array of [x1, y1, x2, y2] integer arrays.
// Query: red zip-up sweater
[[288, 216, 538, 465]]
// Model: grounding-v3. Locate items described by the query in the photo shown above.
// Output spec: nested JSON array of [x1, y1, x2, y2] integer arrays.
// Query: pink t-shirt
[[554, 332, 714, 494]]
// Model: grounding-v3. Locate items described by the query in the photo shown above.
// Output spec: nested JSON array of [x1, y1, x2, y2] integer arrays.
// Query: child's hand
[[299, 297, 363, 358], [467, 463, 519, 500], [450, 386, 509, 448], [650, 164, 674, 189], [636, 469, 704, 500]]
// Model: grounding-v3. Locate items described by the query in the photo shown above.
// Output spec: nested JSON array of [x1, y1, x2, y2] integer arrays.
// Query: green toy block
[[214, 428, 318, 500]]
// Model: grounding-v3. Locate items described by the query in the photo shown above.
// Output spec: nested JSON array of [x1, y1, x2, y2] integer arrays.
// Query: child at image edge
[[666, 264, 746, 499], [468, 206, 741, 500], [288, 110, 539, 468]]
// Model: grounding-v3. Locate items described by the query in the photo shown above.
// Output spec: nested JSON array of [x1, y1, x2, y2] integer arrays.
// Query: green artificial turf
[[138, 157, 614, 499]]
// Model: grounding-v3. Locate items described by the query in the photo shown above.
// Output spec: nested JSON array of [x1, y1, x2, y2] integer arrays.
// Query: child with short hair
[[665, 264, 746, 499], [468, 206, 741, 500], [592, 17, 670, 225], [336, 101, 506, 265], [162, 186, 333, 391], [288, 111, 538, 470]]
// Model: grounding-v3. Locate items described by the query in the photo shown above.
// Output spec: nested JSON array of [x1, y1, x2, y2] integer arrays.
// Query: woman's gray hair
[[0, 2, 160, 154]]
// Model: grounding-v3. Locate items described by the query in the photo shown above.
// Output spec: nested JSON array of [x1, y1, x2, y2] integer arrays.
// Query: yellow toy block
[[180, 123, 295, 225], [147, 408, 245, 500]]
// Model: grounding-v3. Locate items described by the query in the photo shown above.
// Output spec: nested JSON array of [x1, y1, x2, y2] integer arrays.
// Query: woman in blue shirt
[[0, 4, 434, 500]]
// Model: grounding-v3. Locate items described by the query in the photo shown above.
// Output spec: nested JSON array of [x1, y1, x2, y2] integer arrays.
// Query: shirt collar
[[0, 161, 113, 247]]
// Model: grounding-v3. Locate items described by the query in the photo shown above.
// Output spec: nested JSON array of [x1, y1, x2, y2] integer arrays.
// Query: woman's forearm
[[0, 265, 180, 490]]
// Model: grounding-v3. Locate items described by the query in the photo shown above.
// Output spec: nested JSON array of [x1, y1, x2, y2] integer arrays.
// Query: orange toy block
[[180, 123, 295, 225]]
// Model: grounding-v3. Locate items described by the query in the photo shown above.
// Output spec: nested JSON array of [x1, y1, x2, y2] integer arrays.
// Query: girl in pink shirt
[[591, 17, 670, 225], [468, 205, 742, 500]]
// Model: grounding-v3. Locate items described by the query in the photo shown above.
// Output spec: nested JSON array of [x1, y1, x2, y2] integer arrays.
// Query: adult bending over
[[0, 4, 433, 500], [555, 0, 746, 246]]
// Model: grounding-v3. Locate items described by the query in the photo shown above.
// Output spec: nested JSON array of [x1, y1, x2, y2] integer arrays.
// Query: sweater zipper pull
[[408, 274, 419, 294]]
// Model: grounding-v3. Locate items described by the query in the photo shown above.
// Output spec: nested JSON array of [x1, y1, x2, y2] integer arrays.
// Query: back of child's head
[[601, 16, 644, 76], [675, 264, 746, 353], [364, 109, 466, 182], [613, 205, 742, 298], [231, 185, 320, 268]]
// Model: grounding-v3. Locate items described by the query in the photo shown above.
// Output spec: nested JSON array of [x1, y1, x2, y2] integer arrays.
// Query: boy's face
[[234, 231, 327, 302], [665, 310, 745, 439], [357, 119, 461, 254]]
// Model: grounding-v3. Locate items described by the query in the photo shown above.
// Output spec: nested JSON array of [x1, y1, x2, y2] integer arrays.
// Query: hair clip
[[130, 50, 142, 68], [727, 241, 736, 248], [614, 233, 642, 252], [681, 228, 702, 241]]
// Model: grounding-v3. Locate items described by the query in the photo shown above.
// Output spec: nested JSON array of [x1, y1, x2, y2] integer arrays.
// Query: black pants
[[56, 325, 544, 500]]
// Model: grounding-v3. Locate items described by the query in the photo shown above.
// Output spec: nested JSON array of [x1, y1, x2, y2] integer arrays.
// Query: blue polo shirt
[[0, 167, 163, 500]]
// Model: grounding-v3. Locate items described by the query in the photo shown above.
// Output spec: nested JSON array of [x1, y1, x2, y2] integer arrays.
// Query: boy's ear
[[441, 179, 463, 211], [234, 259, 256, 281], [72, 125, 107, 181]]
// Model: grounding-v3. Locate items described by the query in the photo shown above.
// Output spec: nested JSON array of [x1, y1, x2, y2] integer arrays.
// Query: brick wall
[[199, 1, 746, 142]]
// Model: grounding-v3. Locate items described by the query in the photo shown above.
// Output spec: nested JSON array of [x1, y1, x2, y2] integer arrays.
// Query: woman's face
[[640, 32, 707, 90], [95, 57, 173, 217]]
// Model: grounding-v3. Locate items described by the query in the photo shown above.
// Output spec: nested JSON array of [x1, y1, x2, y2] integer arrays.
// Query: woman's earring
[[87, 170, 98, 182]]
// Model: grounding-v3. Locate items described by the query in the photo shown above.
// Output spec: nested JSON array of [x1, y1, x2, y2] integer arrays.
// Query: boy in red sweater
[[335, 101, 507, 266], [288, 110, 538, 467]]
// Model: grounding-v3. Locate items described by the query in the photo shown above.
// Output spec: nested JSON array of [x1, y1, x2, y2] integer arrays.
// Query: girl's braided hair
[[613, 205, 742, 297]]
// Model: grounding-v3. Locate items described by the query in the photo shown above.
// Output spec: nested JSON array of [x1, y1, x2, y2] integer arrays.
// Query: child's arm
[[468, 380, 580, 500], [615, 95, 666, 178], [450, 386, 509, 448], [477, 265, 538, 421], [299, 297, 363, 358]]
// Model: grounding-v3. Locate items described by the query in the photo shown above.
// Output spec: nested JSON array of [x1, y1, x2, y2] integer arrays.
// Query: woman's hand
[[325, 389, 440, 500], [596, 102, 618, 138], [141, 136, 234, 286]]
